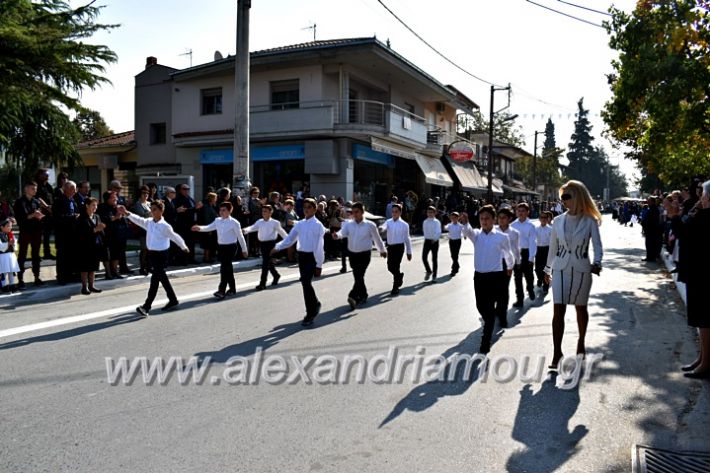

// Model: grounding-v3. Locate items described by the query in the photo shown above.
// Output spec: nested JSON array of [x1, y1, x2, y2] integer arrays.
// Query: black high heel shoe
[[681, 360, 701, 372]]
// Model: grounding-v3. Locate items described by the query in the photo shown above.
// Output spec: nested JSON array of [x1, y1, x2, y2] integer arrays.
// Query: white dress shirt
[[380, 218, 413, 255], [422, 218, 442, 241], [127, 214, 188, 252], [462, 225, 514, 273], [445, 222, 463, 240], [496, 225, 521, 265], [511, 218, 537, 260], [194, 216, 248, 249], [243, 218, 288, 242], [336, 219, 386, 253], [274, 216, 326, 268], [535, 224, 552, 247]]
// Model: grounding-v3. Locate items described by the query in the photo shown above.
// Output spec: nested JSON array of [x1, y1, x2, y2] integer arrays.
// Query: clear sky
[[72, 0, 639, 182]]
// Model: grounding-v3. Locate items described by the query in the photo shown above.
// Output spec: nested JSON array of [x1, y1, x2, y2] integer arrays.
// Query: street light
[[532, 129, 545, 194], [487, 84, 513, 201]]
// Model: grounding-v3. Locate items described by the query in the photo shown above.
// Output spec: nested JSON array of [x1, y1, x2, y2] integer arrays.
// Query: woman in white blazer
[[544, 180, 603, 368]]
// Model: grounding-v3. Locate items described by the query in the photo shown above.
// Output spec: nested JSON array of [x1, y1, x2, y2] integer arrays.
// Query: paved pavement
[[0, 216, 707, 473]]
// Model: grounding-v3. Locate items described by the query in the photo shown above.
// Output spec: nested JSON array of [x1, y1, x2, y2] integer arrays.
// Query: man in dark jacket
[[641, 196, 662, 262], [172, 183, 200, 264], [13, 181, 46, 288], [52, 180, 80, 284]]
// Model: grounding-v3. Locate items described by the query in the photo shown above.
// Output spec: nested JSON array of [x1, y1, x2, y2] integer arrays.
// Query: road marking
[[0, 265, 340, 340]]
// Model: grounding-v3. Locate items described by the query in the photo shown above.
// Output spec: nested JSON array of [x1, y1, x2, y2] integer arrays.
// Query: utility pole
[[487, 84, 512, 201], [233, 0, 251, 196], [533, 130, 544, 193]]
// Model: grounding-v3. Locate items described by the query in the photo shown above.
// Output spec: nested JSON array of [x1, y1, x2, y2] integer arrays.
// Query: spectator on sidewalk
[[670, 179, 710, 379], [132, 186, 152, 275], [52, 180, 80, 285], [641, 196, 662, 262], [13, 181, 45, 288], [76, 198, 106, 295], [173, 183, 200, 265], [74, 181, 91, 212], [109, 180, 132, 275], [98, 191, 124, 281], [0, 218, 20, 293], [34, 169, 55, 259], [198, 192, 219, 264]]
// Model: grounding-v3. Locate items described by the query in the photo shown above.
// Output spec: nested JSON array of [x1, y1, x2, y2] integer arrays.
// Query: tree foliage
[[459, 110, 526, 147], [603, 0, 710, 188], [0, 0, 117, 174], [515, 118, 564, 199], [73, 109, 113, 142]]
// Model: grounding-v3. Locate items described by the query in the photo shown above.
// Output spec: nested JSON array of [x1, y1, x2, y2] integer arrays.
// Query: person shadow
[[505, 373, 588, 473], [194, 306, 355, 364]]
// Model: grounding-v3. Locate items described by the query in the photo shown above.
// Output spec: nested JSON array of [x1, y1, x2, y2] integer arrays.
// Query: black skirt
[[685, 280, 709, 328]]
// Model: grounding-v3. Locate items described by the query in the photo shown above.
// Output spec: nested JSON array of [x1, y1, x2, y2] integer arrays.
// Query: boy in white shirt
[[243, 204, 288, 291], [534, 211, 553, 295], [444, 212, 463, 276], [495, 207, 520, 328], [192, 202, 248, 299], [422, 206, 442, 282], [379, 203, 412, 295]]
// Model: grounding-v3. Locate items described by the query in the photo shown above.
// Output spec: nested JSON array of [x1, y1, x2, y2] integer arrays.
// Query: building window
[[270, 79, 299, 110], [150, 123, 166, 145], [201, 87, 223, 115]]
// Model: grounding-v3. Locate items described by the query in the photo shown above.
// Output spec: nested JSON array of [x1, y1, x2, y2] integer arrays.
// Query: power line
[[525, 0, 605, 28], [375, 0, 503, 87], [557, 0, 612, 17]]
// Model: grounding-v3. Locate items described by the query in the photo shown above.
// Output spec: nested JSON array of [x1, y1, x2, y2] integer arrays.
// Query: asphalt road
[[1, 216, 707, 473]]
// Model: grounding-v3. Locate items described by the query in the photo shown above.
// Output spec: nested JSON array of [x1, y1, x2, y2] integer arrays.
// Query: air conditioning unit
[[436, 102, 446, 112], [402, 116, 411, 130]]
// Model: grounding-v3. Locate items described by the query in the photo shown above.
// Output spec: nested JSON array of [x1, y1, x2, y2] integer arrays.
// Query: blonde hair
[[560, 180, 602, 225]]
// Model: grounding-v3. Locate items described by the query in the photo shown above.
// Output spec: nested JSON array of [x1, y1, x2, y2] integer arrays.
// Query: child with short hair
[[535, 211, 553, 295], [445, 212, 463, 276], [422, 206, 442, 282], [0, 218, 20, 293]]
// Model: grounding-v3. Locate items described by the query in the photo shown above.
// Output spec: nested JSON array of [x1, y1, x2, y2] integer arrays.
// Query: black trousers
[[55, 230, 76, 283], [475, 271, 506, 352], [495, 260, 512, 324], [449, 239, 462, 273], [514, 248, 535, 301], [18, 228, 42, 279], [218, 243, 237, 293], [297, 251, 319, 316], [144, 250, 177, 310], [422, 239, 439, 275], [645, 232, 662, 260], [259, 240, 279, 286], [387, 243, 405, 286], [42, 218, 53, 256], [535, 246, 550, 290], [341, 238, 349, 269], [348, 250, 371, 302]]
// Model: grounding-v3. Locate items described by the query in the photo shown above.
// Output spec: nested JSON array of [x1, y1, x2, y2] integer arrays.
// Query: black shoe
[[450, 271, 457, 277], [529, 291, 536, 301], [512, 301, 524, 308], [43, 254, 56, 260], [81, 287, 91, 295], [499, 319, 508, 329], [479, 343, 491, 355], [347, 297, 357, 310], [684, 371, 710, 379], [340, 267, 347, 274], [226, 289, 236, 296], [424, 271, 432, 281], [272, 275, 280, 286], [136, 306, 149, 318], [89, 287, 102, 293], [255, 285, 265, 291], [301, 315, 315, 327], [681, 360, 701, 372], [113, 274, 124, 280], [161, 300, 179, 311], [390, 287, 400, 296], [17, 281, 26, 290], [213, 291, 226, 300], [34, 278, 44, 286], [105, 274, 114, 281]]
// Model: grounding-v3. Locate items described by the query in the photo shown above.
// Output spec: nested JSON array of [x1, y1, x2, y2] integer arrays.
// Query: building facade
[[134, 38, 480, 214]]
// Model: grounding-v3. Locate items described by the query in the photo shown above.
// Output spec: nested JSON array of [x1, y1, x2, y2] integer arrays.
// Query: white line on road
[[0, 266, 340, 340]]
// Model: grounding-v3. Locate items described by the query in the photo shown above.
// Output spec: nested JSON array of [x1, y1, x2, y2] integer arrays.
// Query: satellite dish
[[214, 50, 223, 61]]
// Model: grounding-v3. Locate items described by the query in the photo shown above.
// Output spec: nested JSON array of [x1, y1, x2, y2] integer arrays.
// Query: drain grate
[[633, 445, 710, 473]]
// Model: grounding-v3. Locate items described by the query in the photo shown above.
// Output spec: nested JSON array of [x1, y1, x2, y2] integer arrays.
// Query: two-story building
[[134, 37, 479, 213]]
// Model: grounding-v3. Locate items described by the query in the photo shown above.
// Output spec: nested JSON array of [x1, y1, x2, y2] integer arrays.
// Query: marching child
[[535, 211, 553, 296], [242, 204, 288, 291], [444, 212, 463, 276], [422, 206, 442, 282]]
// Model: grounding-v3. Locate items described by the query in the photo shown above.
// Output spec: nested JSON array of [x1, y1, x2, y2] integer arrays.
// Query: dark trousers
[[449, 239, 462, 273], [341, 238, 349, 269], [475, 270, 506, 352], [218, 243, 237, 293], [18, 229, 42, 279], [387, 243, 405, 287], [55, 230, 75, 283], [422, 239, 439, 275], [144, 250, 177, 310], [514, 248, 535, 301], [645, 233, 662, 260], [259, 240, 279, 286], [495, 260, 512, 324], [535, 246, 550, 290], [348, 250, 371, 302], [297, 251, 319, 316], [42, 219, 53, 256]]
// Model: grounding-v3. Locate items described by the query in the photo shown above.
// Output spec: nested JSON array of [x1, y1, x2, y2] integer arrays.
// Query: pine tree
[[542, 118, 556, 152]]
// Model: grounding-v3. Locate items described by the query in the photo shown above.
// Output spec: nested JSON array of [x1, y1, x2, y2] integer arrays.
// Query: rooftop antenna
[[179, 48, 193, 67], [302, 22, 316, 41]]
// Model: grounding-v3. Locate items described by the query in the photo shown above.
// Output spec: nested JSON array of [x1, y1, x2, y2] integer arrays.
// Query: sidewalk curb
[[0, 257, 263, 305]]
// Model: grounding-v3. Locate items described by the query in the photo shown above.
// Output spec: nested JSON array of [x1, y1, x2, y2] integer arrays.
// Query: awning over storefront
[[446, 158, 488, 193], [370, 137, 417, 160], [502, 184, 539, 196], [414, 154, 454, 187], [480, 176, 504, 195]]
